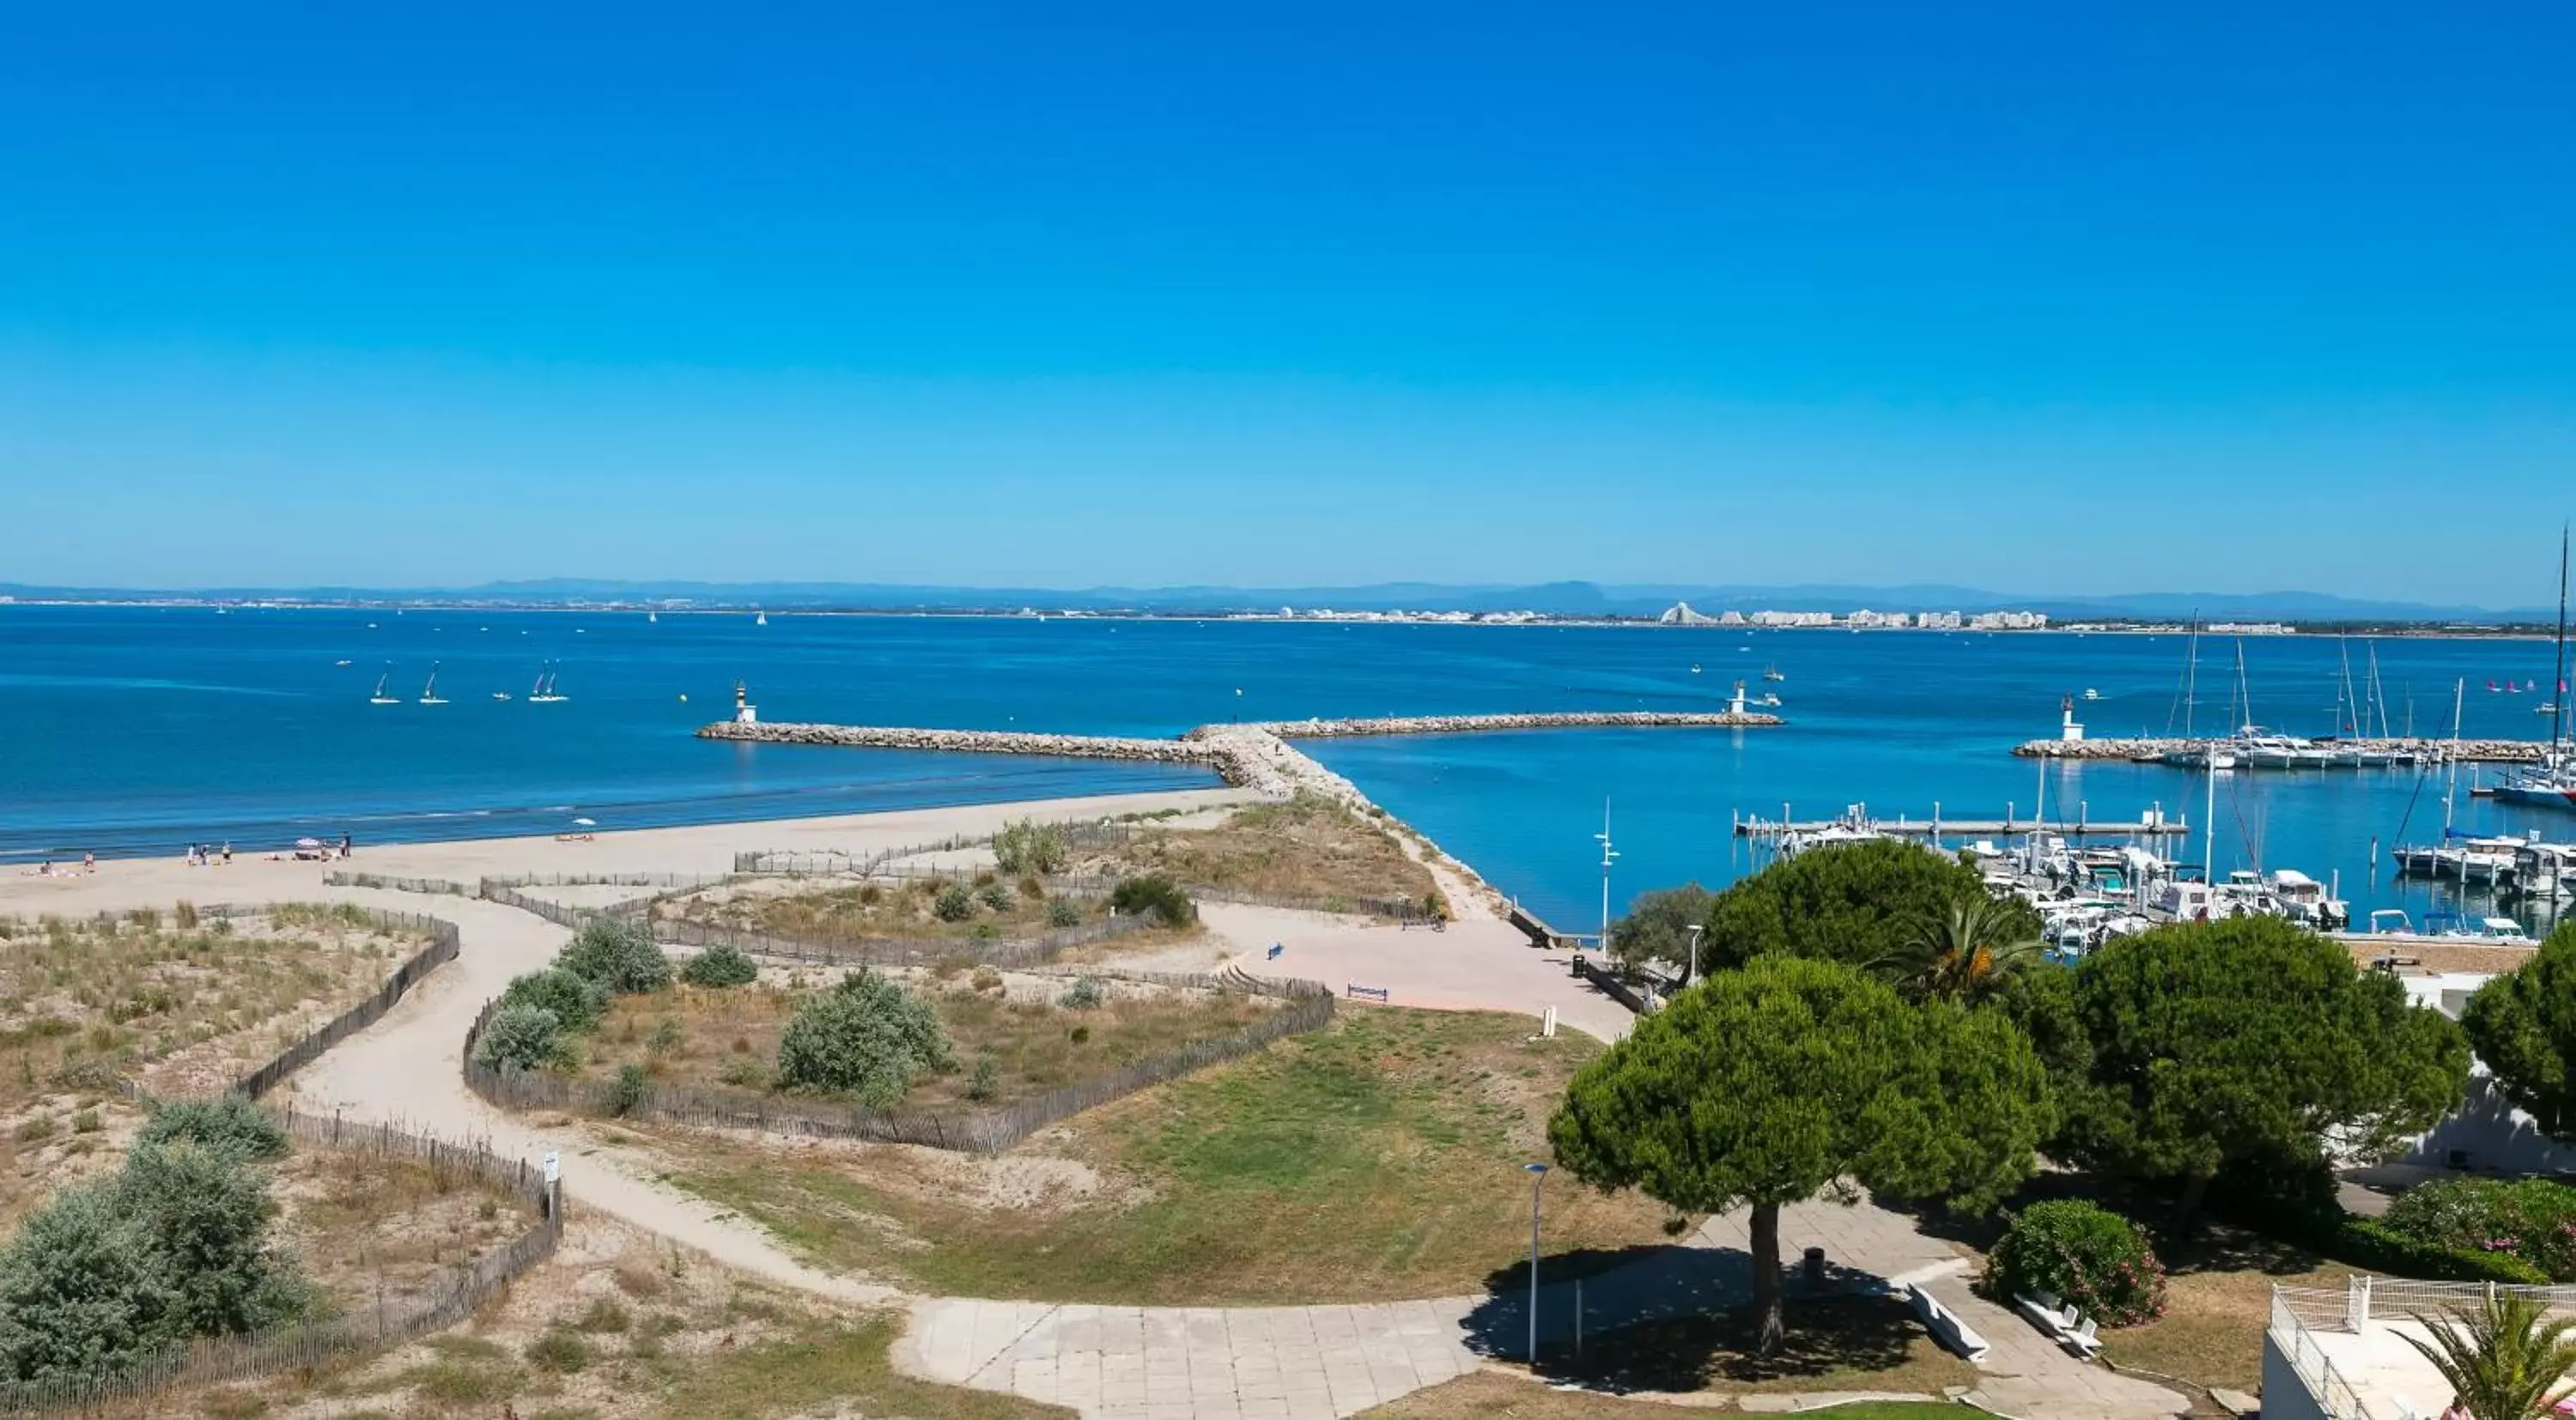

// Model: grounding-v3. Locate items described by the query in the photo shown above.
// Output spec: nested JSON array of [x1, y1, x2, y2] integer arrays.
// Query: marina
[[1730, 806, 2188, 840]]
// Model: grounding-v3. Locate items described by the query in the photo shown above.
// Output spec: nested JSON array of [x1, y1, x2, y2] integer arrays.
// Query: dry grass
[[572, 969, 1275, 1109], [667, 872, 1103, 944], [134, 1217, 1066, 1420], [659, 1006, 1676, 1305], [1076, 792, 1442, 910], [2095, 1233, 2353, 1395], [271, 1145, 538, 1315]]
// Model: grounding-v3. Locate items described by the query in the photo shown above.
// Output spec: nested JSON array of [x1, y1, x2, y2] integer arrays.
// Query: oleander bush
[[2382, 1177, 2576, 1281], [1981, 1199, 2166, 1326]]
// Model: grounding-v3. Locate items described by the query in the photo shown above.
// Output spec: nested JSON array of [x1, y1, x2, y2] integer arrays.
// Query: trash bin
[[1803, 1247, 1826, 1287]]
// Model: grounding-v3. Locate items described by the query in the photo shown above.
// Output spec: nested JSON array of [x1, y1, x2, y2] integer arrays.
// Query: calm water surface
[[5, 606, 2569, 931]]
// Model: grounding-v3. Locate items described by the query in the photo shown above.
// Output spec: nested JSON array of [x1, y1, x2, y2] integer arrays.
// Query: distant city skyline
[[3, 4, 2570, 599]]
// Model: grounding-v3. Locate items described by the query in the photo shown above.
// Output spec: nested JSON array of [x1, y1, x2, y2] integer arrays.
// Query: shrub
[[933, 883, 975, 923], [2383, 1178, 2576, 1280], [1109, 875, 1195, 928], [137, 1096, 289, 1161], [977, 882, 1012, 913], [0, 1142, 311, 1381], [680, 943, 758, 988], [574, 1296, 630, 1333], [1982, 1199, 2166, 1326], [499, 968, 610, 1032], [472, 1003, 565, 1072], [647, 1019, 684, 1057], [556, 917, 672, 995], [992, 819, 1070, 876], [1060, 976, 1103, 1010], [718, 1055, 770, 1089], [965, 1056, 999, 1101], [525, 1326, 592, 1374], [2337, 1217, 2555, 1284], [774, 970, 955, 1106], [1046, 899, 1082, 930], [604, 1062, 651, 1117]]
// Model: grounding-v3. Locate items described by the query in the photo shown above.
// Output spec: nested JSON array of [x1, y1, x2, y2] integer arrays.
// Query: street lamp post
[[1684, 922, 1703, 990], [1525, 1162, 1549, 1363], [1594, 800, 1619, 956]]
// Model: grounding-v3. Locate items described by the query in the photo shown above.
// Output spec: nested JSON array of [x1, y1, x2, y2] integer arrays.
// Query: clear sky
[[3, 3, 2570, 601]]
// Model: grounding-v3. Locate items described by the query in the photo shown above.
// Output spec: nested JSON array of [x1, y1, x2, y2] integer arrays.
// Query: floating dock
[[1733, 807, 2190, 840], [2016, 736, 2543, 764]]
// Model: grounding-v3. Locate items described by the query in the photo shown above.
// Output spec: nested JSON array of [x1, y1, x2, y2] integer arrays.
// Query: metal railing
[[2272, 1289, 2374, 1420], [2270, 1278, 2576, 1420]]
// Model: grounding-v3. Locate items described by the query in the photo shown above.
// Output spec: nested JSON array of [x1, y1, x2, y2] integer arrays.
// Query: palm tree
[[1896, 892, 2042, 1003], [2404, 1294, 2576, 1420]]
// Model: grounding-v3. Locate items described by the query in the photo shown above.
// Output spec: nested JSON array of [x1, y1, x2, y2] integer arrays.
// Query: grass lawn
[[662, 1006, 1675, 1305], [2096, 1231, 2351, 1394], [1076, 793, 1442, 910], [574, 971, 1275, 1108], [1537, 1295, 1975, 1397], [1364, 1373, 1966, 1418]]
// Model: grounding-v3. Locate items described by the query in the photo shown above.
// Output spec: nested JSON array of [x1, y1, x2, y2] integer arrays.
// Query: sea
[[5, 604, 2572, 933]]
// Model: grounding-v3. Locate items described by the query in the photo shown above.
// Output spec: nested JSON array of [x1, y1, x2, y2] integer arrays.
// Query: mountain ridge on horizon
[[0, 578, 2555, 623]]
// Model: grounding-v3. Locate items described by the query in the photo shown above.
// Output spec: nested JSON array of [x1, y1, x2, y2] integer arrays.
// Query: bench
[[2015, 1290, 2102, 1357], [1345, 983, 1390, 1002], [1905, 1283, 1990, 1363]]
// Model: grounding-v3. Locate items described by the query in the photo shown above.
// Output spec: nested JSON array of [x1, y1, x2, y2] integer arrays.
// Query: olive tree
[[1548, 956, 2052, 1354]]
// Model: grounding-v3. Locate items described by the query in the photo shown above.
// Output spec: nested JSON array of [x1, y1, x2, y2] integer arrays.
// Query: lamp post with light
[[1525, 1162, 1549, 1362]]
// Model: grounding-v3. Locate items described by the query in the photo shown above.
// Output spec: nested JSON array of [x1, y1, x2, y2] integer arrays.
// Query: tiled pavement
[[900, 1297, 1484, 1420]]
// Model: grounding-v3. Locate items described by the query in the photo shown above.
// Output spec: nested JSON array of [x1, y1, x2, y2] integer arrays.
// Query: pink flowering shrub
[[1981, 1199, 2167, 1326]]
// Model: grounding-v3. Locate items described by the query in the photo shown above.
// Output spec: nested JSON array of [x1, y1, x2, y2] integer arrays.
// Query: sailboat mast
[[2553, 525, 2568, 759], [2183, 616, 2200, 741]]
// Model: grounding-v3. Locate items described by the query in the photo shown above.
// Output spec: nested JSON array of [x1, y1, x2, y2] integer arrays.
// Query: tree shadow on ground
[[1463, 1242, 1893, 1371], [1527, 1295, 1937, 1395]]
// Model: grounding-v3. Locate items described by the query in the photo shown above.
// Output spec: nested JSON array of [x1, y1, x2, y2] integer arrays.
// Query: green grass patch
[[637, 1314, 1065, 1419], [669, 1008, 1674, 1305]]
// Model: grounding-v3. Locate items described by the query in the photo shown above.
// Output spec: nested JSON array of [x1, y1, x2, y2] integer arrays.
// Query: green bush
[[2337, 1217, 2554, 1284], [680, 943, 758, 989], [525, 1326, 592, 1374], [2381, 1177, 2576, 1280], [774, 970, 955, 1106], [604, 1062, 651, 1118], [1060, 976, 1103, 1010], [556, 917, 672, 995], [992, 819, 1070, 876], [1981, 1199, 2166, 1326], [933, 883, 975, 923], [0, 1141, 312, 1381], [137, 1096, 288, 1161], [977, 882, 1012, 913], [1045, 899, 1082, 930], [499, 968, 610, 1032], [965, 1056, 999, 1102], [1109, 875, 1195, 928], [472, 1003, 565, 1072]]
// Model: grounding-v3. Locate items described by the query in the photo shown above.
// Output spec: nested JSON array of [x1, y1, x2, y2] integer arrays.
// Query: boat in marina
[[2235, 731, 2334, 769], [1762, 664, 1785, 683]]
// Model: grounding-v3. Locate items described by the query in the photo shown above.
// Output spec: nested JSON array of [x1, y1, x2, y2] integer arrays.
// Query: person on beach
[[220, 841, 232, 865], [339, 833, 353, 859]]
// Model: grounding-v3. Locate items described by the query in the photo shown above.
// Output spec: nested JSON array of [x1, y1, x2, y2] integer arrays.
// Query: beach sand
[[0, 785, 1255, 917]]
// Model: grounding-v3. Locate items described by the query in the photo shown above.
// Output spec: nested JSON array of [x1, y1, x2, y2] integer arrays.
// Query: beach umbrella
[[295, 837, 322, 848], [570, 817, 597, 828]]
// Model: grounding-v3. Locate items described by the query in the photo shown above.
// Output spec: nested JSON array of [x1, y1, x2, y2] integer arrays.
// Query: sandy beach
[[0, 785, 1256, 917]]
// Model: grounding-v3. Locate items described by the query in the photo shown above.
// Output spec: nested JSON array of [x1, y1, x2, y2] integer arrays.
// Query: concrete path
[[900, 1298, 1482, 1420], [1202, 903, 1637, 1042]]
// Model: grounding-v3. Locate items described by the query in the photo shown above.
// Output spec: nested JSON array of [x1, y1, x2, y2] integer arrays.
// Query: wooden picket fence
[[0, 905, 568, 1413], [459, 971, 1334, 1156]]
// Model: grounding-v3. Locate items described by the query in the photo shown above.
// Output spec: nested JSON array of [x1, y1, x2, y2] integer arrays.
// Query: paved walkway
[[1202, 903, 1637, 1042], [902, 1299, 1482, 1420]]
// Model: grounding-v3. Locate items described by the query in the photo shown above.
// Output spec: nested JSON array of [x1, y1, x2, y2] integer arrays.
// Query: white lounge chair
[[2063, 1315, 2102, 1357]]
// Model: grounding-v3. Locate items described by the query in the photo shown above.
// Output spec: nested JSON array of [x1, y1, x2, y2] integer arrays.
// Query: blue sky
[[3, 3, 2571, 599]]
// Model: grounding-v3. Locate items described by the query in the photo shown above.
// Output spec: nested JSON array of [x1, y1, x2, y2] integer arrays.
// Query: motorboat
[[2512, 840, 2576, 900], [2235, 731, 2333, 769], [2394, 833, 2524, 887], [2082, 688, 2100, 701], [1762, 664, 1785, 682], [2261, 868, 2349, 929]]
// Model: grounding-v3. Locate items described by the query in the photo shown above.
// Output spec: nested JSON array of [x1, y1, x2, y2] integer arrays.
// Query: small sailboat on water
[[417, 663, 447, 705], [529, 663, 568, 704], [368, 668, 400, 705], [1762, 664, 1785, 683], [756, 610, 768, 627]]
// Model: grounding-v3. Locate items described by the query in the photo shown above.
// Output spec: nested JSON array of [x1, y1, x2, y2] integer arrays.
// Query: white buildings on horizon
[[1656, 602, 2043, 630]]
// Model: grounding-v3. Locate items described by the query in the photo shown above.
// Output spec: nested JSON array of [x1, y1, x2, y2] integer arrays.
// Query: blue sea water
[[4, 605, 2570, 931]]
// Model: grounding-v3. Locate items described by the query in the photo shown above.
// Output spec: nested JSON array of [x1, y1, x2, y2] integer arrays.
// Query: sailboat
[[417, 663, 447, 706], [756, 610, 769, 627], [529, 664, 568, 704], [2496, 527, 2576, 810], [1761, 664, 1784, 683], [647, 610, 659, 623], [368, 669, 400, 706]]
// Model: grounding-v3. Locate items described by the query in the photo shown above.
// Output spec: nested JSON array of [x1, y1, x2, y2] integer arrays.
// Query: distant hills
[[0, 578, 2555, 624]]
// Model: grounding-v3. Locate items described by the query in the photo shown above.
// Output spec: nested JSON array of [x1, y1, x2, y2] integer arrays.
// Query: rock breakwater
[[2016, 736, 2546, 762], [1245, 710, 1783, 738]]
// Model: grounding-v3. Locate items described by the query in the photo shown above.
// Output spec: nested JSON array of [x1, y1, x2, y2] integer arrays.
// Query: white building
[[1747, 610, 1835, 628], [1966, 610, 2050, 630], [1845, 609, 1912, 629], [1918, 610, 1963, 629]]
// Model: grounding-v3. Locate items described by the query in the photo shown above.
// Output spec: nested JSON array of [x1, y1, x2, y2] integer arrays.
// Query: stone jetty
[[1247, 710, 1783, 738], [2016, 736, 2547, 763]]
